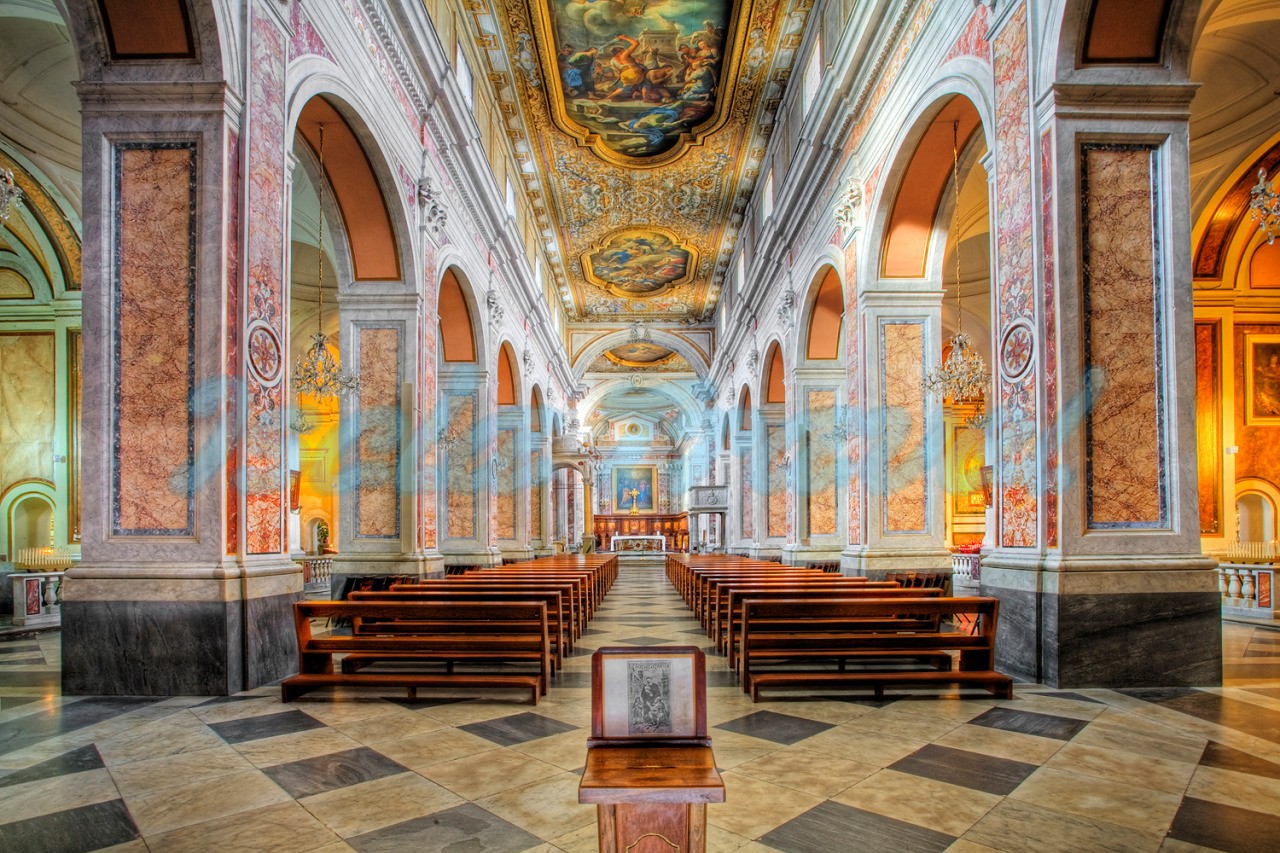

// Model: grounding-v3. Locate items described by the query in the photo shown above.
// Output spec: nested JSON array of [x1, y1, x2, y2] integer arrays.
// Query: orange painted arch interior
[[881, 97, 981, 279], [439, 269, 477, 363], [806, 266, 843, 360], [297, 98, 401, 282], [765, 345, 785, 404], [739, 387, 752, 430], [497, 344, 517, 406]]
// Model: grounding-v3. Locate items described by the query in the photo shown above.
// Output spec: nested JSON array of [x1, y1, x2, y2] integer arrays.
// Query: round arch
[[496, 340, 522, 406], [577, 378, 703, 430], [1235, 477, 1280, 542], [738, 384, 753, 431], [571, 329, 711, 381], [0, 480, 57, 557], [56, 0, 228, 83], [286, 78, 414, 286], [759, 339, 787, 407], [437, 264, 487, 367], [796, 260, 845, 365]]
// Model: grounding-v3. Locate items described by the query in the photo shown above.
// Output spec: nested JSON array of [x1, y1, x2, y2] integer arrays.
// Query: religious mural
[[584, 229, 695, 295], [545, 0, 731, 159], [613, 465, 656, 513]]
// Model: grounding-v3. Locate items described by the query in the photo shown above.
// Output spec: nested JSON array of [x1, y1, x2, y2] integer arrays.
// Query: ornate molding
[[417, 176, 447, 237]]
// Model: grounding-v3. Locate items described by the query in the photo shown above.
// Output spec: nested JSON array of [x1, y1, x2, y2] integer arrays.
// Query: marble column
[[979, 10, 1219, 686], [530, 431, 552, 556], [496, 405, 533, 561], [63, 3, 301, 695], [732, 432, 755, 552], [329, 299, 425, 592], [752, 409, 787, 561], [789, 373, 845, 564], [849, 291, 949, 576], [438, 366, 499, 567]]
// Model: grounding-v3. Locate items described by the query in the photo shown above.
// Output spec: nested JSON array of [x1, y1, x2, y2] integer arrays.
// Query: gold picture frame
[[612, 465, 656, 514], [1245, 333, 1280, 425]]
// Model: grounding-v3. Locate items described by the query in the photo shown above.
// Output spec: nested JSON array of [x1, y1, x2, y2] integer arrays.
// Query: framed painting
[[1245, 334, 1280, 425], [613, 465, 656, 514], [590, 646, 708, 745]]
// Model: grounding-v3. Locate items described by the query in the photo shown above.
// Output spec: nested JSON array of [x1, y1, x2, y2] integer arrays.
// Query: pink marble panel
[[445, 393, 477, 540], [225, 129, 241, 555], [740, 448, 753, 539], [946, 3, 990, 63], [530, 448, 543, 544], [357, 327, 401, 538], [1041, 128, 1059, 548], [244, 5, 287, 555], [421, 251, 439, 550], [766, 425, 786, 539], [994, 4, 1038, 547], [290, 2, 334, 62], [882, 322, 927, 533], [1195, 322, 1221, 536], [496, 427, 516, 539], [807, 389, 837, 536], [1082, 144, 1166, 527], [843, 241, 861, 544], [114, 145, 195, 535]]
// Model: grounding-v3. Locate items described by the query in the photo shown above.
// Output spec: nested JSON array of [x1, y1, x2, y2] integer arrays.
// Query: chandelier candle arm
[[1250, 168, 1280, 245]]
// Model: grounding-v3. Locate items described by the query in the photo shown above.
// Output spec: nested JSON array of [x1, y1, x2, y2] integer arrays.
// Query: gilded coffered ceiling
[[465, 0, 815, 322]]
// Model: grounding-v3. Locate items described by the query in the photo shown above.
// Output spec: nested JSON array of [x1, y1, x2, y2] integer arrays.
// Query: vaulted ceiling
[[465, 0, 817, 323]]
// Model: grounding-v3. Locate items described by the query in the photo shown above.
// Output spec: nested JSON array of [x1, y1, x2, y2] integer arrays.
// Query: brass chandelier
[[1250, 168, 1280, 245], [925, 121, 990, 429], [291, 123, 359, 433]]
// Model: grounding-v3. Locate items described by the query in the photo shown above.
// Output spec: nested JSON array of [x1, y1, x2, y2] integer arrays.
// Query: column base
[[841, 546, 951, 577], [784, 543, 845, 566], [61, 559, 301, 696], [980, 554, 1223, 688]]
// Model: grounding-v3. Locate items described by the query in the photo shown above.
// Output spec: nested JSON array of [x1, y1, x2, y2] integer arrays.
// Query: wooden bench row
[[280, 555, 618, 704]]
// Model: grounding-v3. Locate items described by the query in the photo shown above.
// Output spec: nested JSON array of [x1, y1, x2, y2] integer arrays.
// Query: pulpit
[[579, 647, 724, 853]]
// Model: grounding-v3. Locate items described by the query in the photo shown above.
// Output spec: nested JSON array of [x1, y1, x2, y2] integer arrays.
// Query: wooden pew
[[281, 600, 550, 704], [740, 597, 1012, 701], [350, 587, 570, 672]]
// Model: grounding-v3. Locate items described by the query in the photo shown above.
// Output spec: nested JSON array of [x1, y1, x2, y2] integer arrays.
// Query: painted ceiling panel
[[467, 0, 815, 321]]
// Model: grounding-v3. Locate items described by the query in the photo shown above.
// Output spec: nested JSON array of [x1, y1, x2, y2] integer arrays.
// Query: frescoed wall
[[766, 424, 786, 539], [881, 321, 927, 535], [355, 327, 401, 538]]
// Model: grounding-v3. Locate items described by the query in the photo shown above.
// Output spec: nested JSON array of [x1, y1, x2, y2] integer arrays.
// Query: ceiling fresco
[[470, 0, 815, 321], [583, 228, 696, 296], [587, 342, 694, 371], [543, 0, 733, 162]]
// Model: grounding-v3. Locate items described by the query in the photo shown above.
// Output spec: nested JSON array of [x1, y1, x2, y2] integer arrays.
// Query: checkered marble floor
[[2, 566, 1280, 852]]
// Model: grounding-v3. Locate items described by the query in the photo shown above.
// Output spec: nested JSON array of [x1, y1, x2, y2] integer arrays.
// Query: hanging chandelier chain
[[290, 120, 360, 418], [925, 117, 990, 430]]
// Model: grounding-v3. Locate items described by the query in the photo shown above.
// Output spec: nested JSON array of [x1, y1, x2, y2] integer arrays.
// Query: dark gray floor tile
[[387, 696, 470, 710], [263, 747, 408, 798], [0, 798, 138, 853], [760, 801, 954, 853], [349, 803, 541, 852], [1035, 691, 1103, 705], [1199, 741, 1280, 780], [209, 709, 327, 744], [1137, 690, 1280, 744], [1168, 796, 1280, 853], [715, 710, 832, 745], [0, 745, 103, 789], [0, 696, 42, 710], [191, 694, 275, 708], [890, 743, 1037, 795], [0, 698, 161, 756], [460, 712, 578, 746], [969, 707, 1088, 741]]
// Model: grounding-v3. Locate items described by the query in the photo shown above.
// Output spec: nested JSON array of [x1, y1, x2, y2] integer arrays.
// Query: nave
[[1, 565, 1280, 853]]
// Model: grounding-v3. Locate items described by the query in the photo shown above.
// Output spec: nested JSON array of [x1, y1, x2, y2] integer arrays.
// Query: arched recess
[[1, 480, 56, 557], [497, 342, 520, 406], [879, 97, 983, 279], [571, 328, 711, 381], [577, 377, 703, 430], [528, 384, 549, 550], [802, 264, 844, 361], [1050, 0, 1196, 80], [1235, 478, 1280, 542], [738, 386, 753, 431], [762, 341, 786, 406], [439, 267, 480, 363], [721, 414, 731, 452], [1193, 134, 1280, 285], [294, 96, 402, 282]]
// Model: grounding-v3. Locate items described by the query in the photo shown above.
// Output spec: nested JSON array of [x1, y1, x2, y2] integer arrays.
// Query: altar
[[610, 535, 666, 553]]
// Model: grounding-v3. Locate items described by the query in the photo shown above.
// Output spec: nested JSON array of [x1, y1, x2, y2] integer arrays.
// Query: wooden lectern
[[579, 647, 725, 853]]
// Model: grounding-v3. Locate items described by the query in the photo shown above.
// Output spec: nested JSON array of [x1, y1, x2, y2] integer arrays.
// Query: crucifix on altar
[[627, 488, 640, 516]]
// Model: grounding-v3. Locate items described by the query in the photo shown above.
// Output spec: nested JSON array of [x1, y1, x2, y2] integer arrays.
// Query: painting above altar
[[613, 465, 656, 514]]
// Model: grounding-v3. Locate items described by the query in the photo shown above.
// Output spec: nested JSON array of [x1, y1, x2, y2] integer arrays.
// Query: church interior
[[1, 0, 1280, 850]]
